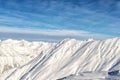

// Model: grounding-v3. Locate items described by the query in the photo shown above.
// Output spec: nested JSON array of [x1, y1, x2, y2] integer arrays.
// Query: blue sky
[[0, 0, 120, 42]]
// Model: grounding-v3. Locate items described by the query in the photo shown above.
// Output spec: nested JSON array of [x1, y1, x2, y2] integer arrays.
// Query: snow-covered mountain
[[0, 39, 54, 77], [0, 38, 120, 80]]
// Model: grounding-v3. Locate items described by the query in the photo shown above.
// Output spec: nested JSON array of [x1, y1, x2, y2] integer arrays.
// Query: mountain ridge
[[0, 38, 120, 80]]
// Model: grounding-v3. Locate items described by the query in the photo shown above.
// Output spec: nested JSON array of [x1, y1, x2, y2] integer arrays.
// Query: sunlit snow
[[0, 38, 120, 80]]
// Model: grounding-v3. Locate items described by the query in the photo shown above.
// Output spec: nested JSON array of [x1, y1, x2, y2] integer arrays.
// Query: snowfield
[[0, 39, 54, 78], [0, 38, 120, 80]]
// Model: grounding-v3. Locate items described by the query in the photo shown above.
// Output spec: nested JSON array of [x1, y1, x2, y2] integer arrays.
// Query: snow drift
[[0, 38, 120, 80]]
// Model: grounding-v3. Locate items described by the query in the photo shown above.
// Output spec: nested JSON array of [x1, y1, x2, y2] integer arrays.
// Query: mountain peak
[[0, 38, 120, 80]]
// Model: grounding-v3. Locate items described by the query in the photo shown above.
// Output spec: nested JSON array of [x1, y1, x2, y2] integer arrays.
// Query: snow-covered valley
[[0, 38, 120, 80]]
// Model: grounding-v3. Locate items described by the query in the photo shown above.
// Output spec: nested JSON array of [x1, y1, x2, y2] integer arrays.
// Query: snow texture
[[0, 39, 54, 78], [0, 38, 120, 80]]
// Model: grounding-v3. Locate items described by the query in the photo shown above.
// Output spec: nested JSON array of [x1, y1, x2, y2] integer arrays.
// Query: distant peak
[[86, 38, 94, 42]]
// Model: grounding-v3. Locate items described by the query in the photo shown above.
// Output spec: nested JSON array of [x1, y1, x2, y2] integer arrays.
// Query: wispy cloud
[[0, 7, 120, 36], [0, 0, 119, 41], [0, 27, 113, 42]]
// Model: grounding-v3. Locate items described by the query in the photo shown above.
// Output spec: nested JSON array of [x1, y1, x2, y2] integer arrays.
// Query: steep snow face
[[1, 38, 120, 80], [0, 39, 54, 76], [58, 72, 108, 80]]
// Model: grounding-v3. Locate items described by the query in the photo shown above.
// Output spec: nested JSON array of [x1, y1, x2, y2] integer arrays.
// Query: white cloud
[[0, 27, 113, 42]]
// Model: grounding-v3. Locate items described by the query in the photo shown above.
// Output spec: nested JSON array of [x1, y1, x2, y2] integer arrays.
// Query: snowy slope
[[0, 38, 120, 80], [0, 39, 54, 76]]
